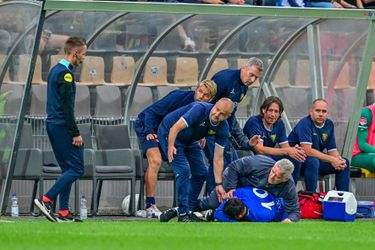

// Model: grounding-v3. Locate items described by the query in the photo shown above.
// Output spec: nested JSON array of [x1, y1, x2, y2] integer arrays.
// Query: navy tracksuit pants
[[158, 129, 207, 214], [290, 156, 350, 192], [45, 122, 84, 210]]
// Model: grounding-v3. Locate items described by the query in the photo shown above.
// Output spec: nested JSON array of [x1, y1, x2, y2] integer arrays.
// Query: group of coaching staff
[[136, 54, 350, 223], [34, 35, 350, 223]]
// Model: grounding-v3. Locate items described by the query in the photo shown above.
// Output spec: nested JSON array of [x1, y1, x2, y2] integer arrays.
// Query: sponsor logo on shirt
[[359, 117, 367, 126], [271, 134, 276, 143], [322, 133, 328, 141], [64, 73, 73, 83], [199, 121, 206, 127], [208, 129, 216, 135]]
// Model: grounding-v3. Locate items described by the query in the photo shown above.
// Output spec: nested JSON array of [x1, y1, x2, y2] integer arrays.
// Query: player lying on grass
[[214, 186, 287, 222], [160, 155, 299, 223]]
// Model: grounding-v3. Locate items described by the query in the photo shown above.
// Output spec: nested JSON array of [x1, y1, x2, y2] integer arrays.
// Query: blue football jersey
[[243, 115, 288, 148], [159, 102, 230, 147], [214, 187, 287, 222], [137, 90, 195, 135], [210, 69, 248, 134]]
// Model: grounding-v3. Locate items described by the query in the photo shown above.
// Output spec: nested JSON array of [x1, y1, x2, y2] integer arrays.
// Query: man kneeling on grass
[[160, 155, 299, 223]]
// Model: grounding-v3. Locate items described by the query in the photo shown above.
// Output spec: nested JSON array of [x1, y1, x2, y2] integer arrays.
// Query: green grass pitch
[[1, 219, 374, 250]]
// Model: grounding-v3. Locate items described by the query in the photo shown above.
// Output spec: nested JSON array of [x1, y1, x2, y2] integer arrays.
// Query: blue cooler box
[[323, 191, 357, 222], [357, 201, 375, 218]]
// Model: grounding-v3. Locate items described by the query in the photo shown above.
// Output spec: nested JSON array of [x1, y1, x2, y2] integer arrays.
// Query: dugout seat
[[75, 85, 91, 122], [131, 86, 153, 117], [170, 57, 198, 88], [92, 85, 123, 125], [79, 56, 105, 86], [93, 124, 136, 215], [16, 54, 44, 85], [107, 56, 135, 111], [109, 56, 134, 87], [139, 56, 169, 102], [1, 123, 43, 215]]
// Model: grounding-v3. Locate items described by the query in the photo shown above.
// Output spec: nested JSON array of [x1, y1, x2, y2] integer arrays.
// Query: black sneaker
[[56, 212, 83, 223], [34, 199, 57, 222], [178, 212, 204, 222], [159, 207, 178, 222]]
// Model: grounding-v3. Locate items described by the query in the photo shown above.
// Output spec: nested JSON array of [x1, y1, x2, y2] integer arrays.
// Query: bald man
[[288, 99, 349, 192], [157, 98, 234, 222]]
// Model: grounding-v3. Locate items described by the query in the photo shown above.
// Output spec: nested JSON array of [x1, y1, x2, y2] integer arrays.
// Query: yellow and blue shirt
[[243, 114, 288, 149], [288, 115, 336, 152], [159, 102, 230, 148]]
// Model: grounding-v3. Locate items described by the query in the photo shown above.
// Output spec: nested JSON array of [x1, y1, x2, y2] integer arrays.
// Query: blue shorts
[[135, 118, 159, 157], [157, 124, 168, 161]]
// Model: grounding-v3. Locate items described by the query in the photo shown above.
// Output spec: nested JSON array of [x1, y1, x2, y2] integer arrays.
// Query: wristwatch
[[215, 182, 223, 186]]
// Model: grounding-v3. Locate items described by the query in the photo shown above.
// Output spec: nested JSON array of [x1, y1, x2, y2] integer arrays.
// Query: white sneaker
[[146, 205, 162, 218], [193, 212, 204, 219]]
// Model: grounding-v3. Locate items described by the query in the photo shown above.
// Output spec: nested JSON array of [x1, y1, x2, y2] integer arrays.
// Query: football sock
[[42, 195, 52, 203], [146, 197, 155, 209]]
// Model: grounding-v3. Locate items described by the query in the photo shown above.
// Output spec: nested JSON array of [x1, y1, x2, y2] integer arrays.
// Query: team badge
[[322, 133, 328, 141], [359, 117, 367, 126], [271, 134, 276, 143], [208, 129, 216, 135], [64, 73, 73, 83]]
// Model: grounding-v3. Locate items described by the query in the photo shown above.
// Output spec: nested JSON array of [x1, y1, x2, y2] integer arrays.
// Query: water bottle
[[135, 210, 148, 218], [80, 195, 88, 220], [147, 210, 156, 218], [11, 193, 19, 217]]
